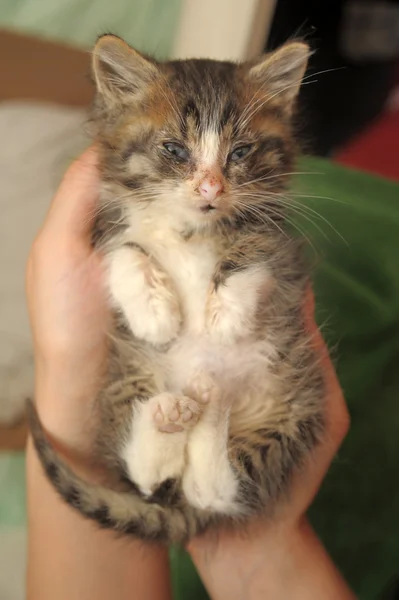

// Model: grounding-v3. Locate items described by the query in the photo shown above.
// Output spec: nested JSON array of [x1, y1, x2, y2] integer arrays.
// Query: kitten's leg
[[182, 373, 240, 514], [122, 392, 208, 496], [226, 369, 325, 514], [108, 244, 181, 346], [227, 419, 324, 514]]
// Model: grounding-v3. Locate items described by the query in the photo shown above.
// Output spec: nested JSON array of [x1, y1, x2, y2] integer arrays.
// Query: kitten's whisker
[[237, 60, 340, 128], [301, 66, 345, 82], [236, 171, 322, 189], [235, 189, 346, 245], [279, 213, 318, 255], [272, 194, 347, 244], [236, 73, 277, 128], [271, 200, 331, 242], [159, 76, 185, 128], [288, 192, 348, 205], [233, 199, 289, 239], [239, 78, 317, 126], [234, 193, 321, 251], [89, 188, 169, 223]]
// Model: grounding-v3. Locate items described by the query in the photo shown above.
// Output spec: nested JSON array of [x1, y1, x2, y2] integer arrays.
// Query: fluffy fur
[[28, 35, 325, 543]]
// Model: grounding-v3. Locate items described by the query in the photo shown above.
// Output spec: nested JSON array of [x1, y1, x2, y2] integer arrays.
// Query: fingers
[[43, 146, 100, 243]]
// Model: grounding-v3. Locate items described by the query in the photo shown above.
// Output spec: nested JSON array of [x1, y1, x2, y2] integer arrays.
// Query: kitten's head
[[92, 35, 310, 230]]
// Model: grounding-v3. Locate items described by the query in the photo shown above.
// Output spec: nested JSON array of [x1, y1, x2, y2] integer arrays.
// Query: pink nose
[[199, 178, 224, 202]]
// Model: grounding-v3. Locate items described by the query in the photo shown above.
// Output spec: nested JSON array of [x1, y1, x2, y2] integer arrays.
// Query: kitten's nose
[[199, 177, 224, 202]]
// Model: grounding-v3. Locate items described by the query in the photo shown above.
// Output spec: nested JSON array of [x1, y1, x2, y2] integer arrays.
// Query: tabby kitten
[[29, 35, 325, 543]]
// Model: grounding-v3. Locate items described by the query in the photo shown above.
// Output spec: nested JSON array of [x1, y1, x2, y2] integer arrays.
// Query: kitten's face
[[92, 37, 309, 230]]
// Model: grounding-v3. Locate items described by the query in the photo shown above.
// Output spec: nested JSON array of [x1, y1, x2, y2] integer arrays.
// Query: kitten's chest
[[128, 220, 219, 332]]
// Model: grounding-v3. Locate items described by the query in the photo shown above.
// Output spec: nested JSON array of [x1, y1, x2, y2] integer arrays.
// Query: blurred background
[[0, 2, 398, 599]]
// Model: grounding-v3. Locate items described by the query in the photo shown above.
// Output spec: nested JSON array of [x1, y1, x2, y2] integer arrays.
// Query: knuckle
[[331, 398, 350, 446], [61, 149, 97, 186]]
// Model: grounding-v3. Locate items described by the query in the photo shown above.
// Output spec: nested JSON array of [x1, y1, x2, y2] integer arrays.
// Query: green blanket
[[0, 0, 181, 57], [171, 157, 399, 600], [302, 158, 399, 598]]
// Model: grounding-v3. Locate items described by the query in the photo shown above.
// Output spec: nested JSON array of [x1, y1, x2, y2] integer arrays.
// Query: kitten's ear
[[92, 34, 158, 101], [248, 42, 311, 111]]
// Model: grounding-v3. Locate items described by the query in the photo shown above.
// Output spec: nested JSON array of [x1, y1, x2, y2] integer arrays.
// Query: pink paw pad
[[151, 393, 202, 433]]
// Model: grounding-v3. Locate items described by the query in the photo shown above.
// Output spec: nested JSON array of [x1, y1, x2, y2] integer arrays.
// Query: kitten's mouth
[[200, 204, 216, 213]]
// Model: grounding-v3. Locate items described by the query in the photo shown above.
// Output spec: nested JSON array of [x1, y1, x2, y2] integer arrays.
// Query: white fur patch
[[122, 392, 202, 495], [122, 397, 187, 495], [127, 154, 152, 176], [183, 399, 240, 513], [200, 130, 220, 168]]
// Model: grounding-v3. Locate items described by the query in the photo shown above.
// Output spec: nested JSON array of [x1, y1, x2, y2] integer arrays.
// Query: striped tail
[[27, 400, 191, 543]]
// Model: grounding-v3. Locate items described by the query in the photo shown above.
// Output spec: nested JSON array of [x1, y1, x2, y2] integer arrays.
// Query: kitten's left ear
[[248, 42, 312, 111], [92, 34, 158, 103]]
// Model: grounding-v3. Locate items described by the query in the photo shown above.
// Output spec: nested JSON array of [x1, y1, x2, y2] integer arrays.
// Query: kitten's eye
[[230, 145, 252, 162], [163, 142, 190, 162]]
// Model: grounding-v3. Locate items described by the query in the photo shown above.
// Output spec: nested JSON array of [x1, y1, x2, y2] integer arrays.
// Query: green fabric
[[299, 158, 399, 599], [0, 157, 398, 598], [0, 454, 26, 529], [169, 157, 399, 600], [0, 0, 181, 57]]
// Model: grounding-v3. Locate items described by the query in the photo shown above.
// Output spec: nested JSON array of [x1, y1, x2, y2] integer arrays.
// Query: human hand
[[26, 148, 110, 447], [188, 291, 352, 599]]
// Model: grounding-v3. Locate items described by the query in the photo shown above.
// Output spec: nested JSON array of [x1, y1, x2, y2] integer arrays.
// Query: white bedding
[[0, 102, 88, 421]]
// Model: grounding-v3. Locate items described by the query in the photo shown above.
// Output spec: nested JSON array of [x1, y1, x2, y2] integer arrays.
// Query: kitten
[[28, 35, 325, 543]]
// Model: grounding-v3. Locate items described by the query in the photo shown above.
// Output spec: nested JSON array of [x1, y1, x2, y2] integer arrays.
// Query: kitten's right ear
[[92, 34, 158, 101], [248, 42, 311, 112]]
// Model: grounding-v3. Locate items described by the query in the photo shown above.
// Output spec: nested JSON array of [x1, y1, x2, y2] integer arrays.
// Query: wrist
[[188, 518, 354, 600], [33, 360, 103, 450], [188, 515, 296, 571]]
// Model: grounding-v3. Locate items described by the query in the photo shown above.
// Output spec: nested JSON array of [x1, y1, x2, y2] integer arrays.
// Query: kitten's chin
[[181, 198, 230, 228], [180, 208, 224, 233]]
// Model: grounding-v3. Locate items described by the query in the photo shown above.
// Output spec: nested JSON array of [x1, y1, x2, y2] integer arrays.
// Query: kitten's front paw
[[109, 246, 182, 346], [206, 266, 270, 344], [128, 288, 181, 347], [205, 286, 254, 345], [184, 371, 220, 406]]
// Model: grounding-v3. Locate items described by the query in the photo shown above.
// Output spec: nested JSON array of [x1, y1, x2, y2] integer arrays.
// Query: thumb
[[45, 146, 100, 242]]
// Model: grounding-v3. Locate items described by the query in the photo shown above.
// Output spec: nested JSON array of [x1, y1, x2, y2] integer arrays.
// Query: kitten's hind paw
[[152, 393, 203, 433], [184, 371, 220, 406], [183, 462, 240, 514]]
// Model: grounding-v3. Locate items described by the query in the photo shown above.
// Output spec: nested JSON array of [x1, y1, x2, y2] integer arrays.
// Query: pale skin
[[26, 148, 355, 600]]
